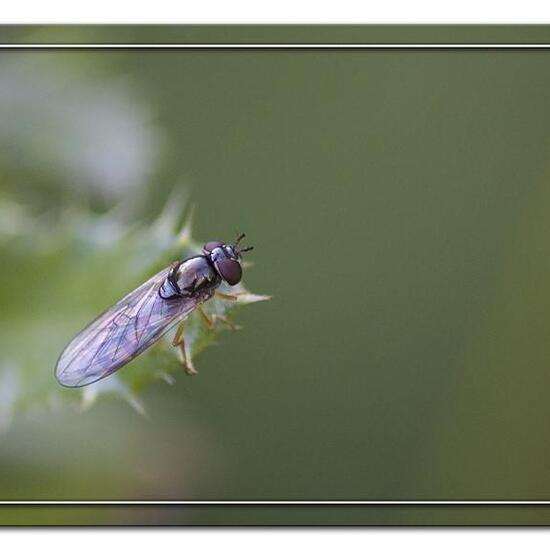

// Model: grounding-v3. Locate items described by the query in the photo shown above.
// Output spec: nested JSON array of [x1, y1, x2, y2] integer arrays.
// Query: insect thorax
[[159, 255, 220, 299]]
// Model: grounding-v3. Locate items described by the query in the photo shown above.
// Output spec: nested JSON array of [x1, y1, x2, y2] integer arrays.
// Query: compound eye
[[217, 258, 242, 286], [204, 241, 223, 253]]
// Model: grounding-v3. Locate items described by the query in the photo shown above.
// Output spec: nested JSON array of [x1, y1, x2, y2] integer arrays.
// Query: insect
[[55, 234, 254, 388]]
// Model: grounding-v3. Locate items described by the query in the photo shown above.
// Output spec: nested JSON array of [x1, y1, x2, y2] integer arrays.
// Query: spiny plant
[[0, 193, 269, 427]]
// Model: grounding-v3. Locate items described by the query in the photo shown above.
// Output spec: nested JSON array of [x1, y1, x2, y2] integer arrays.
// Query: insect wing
[[55, 266, 207, 387]]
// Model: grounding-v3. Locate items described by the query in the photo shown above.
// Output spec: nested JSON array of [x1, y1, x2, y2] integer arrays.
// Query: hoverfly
[[55, 234, 254, 388]]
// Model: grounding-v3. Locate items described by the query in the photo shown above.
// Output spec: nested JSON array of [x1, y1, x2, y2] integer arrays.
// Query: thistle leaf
[[0, 196, 269, 425]]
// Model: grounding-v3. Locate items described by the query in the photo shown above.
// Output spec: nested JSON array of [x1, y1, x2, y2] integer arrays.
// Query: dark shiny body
[[159, 241, 245, 301], [159, 255, 221, 300]]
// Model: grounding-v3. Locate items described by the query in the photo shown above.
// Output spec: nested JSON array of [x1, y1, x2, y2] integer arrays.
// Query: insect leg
[[172, 321, 185, 346], [197, 306, 240, 331], [197, 306, 214, 329], [172, 321, 197, 375]]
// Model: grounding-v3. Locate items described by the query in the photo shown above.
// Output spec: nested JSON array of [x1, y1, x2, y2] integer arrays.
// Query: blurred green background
[[2, 26, 550, 524]]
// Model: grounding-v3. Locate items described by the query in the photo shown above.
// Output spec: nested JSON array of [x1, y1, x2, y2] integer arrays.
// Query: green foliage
[[0, 195, 269, 424]]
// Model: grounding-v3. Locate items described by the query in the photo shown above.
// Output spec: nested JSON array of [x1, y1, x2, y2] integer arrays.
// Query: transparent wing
[[55, 266, 211, 388]]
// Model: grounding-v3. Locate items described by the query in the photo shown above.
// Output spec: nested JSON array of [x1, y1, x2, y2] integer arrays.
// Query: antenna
[[234, 233, 254, 254]]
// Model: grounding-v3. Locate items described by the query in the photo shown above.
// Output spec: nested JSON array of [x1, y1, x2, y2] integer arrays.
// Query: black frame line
[[1, 38, 547, 506]]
